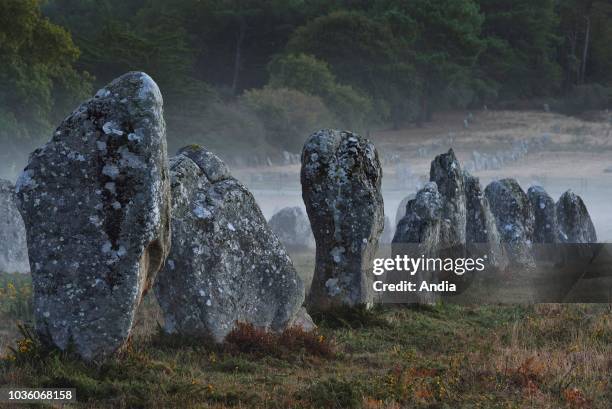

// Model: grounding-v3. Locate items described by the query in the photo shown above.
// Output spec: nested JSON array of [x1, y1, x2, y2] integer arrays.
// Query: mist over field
[[1, 2, 611, 408], [231, 111, 612, 243]]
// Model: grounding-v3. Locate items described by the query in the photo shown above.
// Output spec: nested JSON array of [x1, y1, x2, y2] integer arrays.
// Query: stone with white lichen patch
[[527, 185, 558, 244], [556, 190, 597, 243], [485, 178, 535, 271], [393, 151, 511, 303], [301, 129, 384, 309], [15, 72, 171, 361], [268, 207, 315, 249], [154, 145, 309, 342]]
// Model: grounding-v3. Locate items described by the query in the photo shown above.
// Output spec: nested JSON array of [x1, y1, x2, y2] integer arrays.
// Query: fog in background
[[2, 0, 611, 242]]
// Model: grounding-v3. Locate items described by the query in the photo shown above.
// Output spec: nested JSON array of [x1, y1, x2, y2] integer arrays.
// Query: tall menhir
[[301, 129, 384, 309], [15, 72, 171, 361]]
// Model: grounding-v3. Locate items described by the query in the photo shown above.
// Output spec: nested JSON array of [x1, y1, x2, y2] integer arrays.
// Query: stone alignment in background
[[301, 129, 384, 309], [15, 72, 171, 361], [0, 179, 29, 273], [394, 150, 508, 303], [155, 146, 310, 342]]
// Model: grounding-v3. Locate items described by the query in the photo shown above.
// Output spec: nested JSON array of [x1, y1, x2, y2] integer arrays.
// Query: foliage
[[224, 322, 335, 359], [550, 83, 612, 115], [0, 0, 91, 173], [268, 53, 373, 129], [0, 273, 32, 321], [478, 0, 562, 100], [240, 87, 334, 151], [286, 10, 403, 124], [0, 0, 610, 171]]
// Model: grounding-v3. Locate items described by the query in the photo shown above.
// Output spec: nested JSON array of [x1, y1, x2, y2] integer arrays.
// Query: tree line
[[1, 0, 611, 169]]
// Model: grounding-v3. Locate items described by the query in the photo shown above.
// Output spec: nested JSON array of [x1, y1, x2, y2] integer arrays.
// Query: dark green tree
[[267, 53, 373, 129], [0, 0, 91, 176], [558, 0, 612, 88], [478, 0, 562, 99]]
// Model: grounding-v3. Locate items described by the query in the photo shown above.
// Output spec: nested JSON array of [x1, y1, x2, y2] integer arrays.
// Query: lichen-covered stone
[[464, 174, 507, 271], [268, 207, 315, 249], [15, 72, 171, 361], [556, 190, 597, 243], [0, 180, 29, 273], [301, 129, 384, 309], [430, 149, 466, 248], [392, 182, 443, 304], [154, 146, 307, 341], [484, 179, 535, 270], [393, 182, 443, 251], [528, 186, 557, 243]]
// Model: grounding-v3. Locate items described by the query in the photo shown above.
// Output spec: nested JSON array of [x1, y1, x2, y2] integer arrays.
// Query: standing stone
[[15, 72, 171, 361], [430, 149, 466, 246], [430, 149, 467, 255], [393, 183, 443, 251], [395, 193, 415, 227], [527, 186, 557, 243], [268, 207, 315, 249], [393, 182, 443, 304], [556, 190, 597, 243], [484, 179, 535, 270], [301, 129, 384, 309], [464, 174, 507, 271], [154, 146, 308, 341], [0, 180, 29, 273]]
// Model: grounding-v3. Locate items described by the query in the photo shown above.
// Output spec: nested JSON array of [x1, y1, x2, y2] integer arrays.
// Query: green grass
[[0, 271, 32, 321], [0, 272, 610, 408]]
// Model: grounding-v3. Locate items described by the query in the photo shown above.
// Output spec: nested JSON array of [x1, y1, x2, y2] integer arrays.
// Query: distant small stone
[[528, 186, 557, 243], [484, 179, 535, 270], [393, 182, 443, 248], [464, 174, 508, 271], [268, 207, 315, 249], [556, 190, 597, 243], [395, 194, 415, 227]]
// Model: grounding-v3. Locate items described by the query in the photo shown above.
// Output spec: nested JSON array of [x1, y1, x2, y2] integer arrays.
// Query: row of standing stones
[[392, 149, 597, 302], [5, 72, 597, 361]]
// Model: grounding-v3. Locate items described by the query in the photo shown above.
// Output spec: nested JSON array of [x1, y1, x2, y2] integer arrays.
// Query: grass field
[[0, 272, 610, 409]]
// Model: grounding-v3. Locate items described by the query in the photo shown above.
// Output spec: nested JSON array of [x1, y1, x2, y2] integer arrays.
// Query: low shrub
[[240, 87, 334, 152], [224, 322, 334, 359]]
